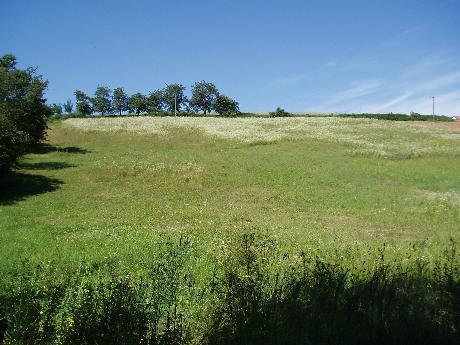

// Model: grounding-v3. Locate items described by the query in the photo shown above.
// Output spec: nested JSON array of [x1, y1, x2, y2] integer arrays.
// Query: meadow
[[1, 116, 459, 344]]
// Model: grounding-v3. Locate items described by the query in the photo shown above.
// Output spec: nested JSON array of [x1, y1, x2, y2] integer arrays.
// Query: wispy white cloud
[[267, 73, 309, 88], [328, 80, 382, 104], [416, 70, 460, 92], [291, 52, 460, 114], [362, 92, 413, 113], [309, 80, 382, 111], [361, 69, 460, 114], [401, 54, 447, 79], [390, 90, 460, 115]]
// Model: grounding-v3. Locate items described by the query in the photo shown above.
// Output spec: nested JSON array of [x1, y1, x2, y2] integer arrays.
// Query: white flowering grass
[[65, 117, 460, 158]]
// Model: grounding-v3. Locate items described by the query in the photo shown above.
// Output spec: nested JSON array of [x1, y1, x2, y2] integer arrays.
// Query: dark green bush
[[269, 107, 292, 117]]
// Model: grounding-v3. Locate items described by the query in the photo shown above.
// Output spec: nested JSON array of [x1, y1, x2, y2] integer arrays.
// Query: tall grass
[[63, 116, 460, 158], [1, 235, 458, 344]]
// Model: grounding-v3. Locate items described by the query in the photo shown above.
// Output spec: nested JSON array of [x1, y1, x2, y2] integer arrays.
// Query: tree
[[50, 103, 63, 115], [63, 99, 73, 114], [74, 90, 92, 115], [269, 107, 291, 117], [190, 81, 219, 115], [161, 84, 187, 113], [147, 90, 163, 113], [0, 54, 52, 174], [128, 93, 148, 115], [112, 87, 128, 115], [92, 86, 112, 115], [214, 95, 240, 117]]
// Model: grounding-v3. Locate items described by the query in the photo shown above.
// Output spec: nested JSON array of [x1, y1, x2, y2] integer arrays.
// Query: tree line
[[51, 81, 240, 117]]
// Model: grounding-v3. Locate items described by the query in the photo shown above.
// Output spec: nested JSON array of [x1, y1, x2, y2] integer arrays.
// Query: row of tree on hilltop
[[52, 81, 240, 117]]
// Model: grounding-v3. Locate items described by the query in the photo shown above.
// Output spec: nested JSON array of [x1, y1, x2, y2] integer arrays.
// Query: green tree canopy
[[190, 81, 219, 115], [128, 93, 148, 115], [92, 86, 112, 115], [0, 54, 51, 174], [63, 99, 73, 113], [112, 87, 128, 115], [74, 90, 92, 115], [147, 90, 163, 113], [214, 95, 239, 117], [50, 103, 62, 115], [162, 84, 187, 113], [269, 107, 291, 117]]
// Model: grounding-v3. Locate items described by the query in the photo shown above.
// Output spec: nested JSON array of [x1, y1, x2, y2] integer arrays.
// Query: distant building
[[452, 116, 460, 120]]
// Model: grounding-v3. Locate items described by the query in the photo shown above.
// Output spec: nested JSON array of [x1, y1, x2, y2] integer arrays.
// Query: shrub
[[269, 107, 292, 117]]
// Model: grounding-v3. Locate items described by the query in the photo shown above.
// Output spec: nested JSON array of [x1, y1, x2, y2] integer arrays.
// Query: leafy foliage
[[74, 90, 92, 115], [190, 80, 219, 115], [0, 54, 51, 174], [128, 93, 148, 115], [269, 107, 292, 117], [50, 103, 62, 115], [214, 95, 240, 116], [162, 84, 187, 113], [63, 99, 73, 114], [91, 86, 112, 115], [112, 87, 129, 115], [147, 90, 163, 113]]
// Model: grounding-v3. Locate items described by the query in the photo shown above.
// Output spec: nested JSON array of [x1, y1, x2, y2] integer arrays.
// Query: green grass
[[0, 117, 459, 343], [1, 118, 459, 267]]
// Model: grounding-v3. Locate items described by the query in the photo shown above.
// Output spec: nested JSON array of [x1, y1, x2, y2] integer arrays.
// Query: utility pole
[[432, 96, 435, 121]]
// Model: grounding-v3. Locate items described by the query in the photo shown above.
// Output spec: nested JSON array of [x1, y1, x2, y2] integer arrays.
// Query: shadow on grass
[[32, 144, 88, 154], [18, 161, 76, 170], [0, 172, 62, 205]]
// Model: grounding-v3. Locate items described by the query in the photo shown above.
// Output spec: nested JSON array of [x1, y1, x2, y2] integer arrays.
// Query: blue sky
[[2, 0, 459, 114]]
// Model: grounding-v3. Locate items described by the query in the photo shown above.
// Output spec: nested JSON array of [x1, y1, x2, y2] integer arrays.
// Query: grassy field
[[2, 117, 459, 264], [1, 116, 459, 343]]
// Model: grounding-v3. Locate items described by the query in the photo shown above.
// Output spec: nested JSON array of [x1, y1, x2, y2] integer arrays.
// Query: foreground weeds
[[206, 235, 459, 345], [1, 235, 458, 344]]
